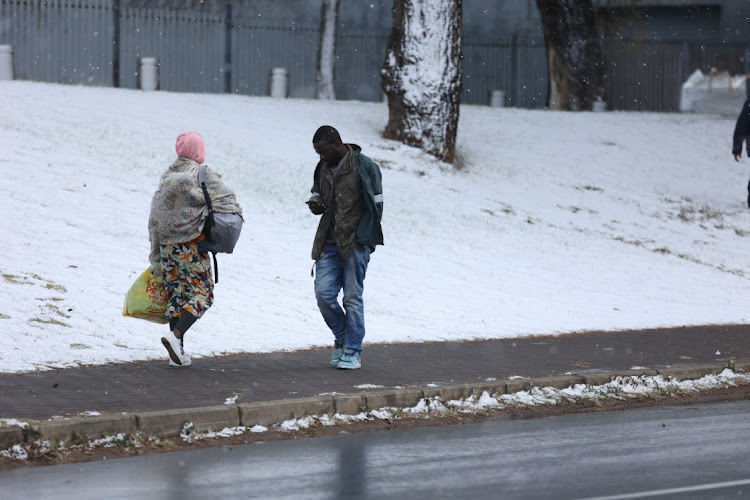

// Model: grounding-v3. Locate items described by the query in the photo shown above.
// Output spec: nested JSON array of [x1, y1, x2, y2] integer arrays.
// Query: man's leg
[[341, 246, 371, 353], [314, 246, 346, 346]]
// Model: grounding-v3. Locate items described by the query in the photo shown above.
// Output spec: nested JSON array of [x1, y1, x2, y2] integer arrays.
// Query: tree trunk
[[315, 0, 339, 100], [536, 0, 606, 111], [381, 0, 462, 164]]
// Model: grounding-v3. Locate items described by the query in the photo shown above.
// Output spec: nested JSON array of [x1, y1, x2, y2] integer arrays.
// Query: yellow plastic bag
[[122, 268, 169, 324]]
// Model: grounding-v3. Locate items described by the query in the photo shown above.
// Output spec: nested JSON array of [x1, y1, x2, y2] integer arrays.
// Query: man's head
[[313, 125, 348, 166]]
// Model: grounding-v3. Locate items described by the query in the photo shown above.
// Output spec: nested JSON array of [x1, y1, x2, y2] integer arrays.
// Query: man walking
[[732, 96, 750, 207], [307, 125, 384, 370]]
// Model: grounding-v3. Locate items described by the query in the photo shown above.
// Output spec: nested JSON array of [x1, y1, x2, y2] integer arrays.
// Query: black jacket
[[733, 97, 750, 156]]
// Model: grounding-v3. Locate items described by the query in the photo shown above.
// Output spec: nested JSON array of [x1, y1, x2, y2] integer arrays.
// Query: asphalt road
[[1, 400, 749, 499]]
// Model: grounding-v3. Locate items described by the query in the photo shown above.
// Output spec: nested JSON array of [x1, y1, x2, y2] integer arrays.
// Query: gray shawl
[[148, 157, 242, 265]]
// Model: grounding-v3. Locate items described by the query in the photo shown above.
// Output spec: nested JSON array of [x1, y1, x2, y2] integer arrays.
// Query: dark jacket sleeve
[[310, 164, 323, 200], [733, 98, 750, 156]]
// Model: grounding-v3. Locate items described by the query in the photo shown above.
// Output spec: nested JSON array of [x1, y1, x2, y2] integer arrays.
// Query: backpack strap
[[198, 165, 215, 233], [198, 165, 219, 283], [210, 251, 218, 283]]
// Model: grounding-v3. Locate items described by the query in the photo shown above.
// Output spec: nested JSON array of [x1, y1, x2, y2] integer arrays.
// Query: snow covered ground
[[1, 81, 748, 373]]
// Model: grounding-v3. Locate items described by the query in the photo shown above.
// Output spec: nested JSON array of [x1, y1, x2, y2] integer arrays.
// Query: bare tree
[[381, 0, 462, 164], [315, 0, 339, 100], [536, 0, 606, 110]]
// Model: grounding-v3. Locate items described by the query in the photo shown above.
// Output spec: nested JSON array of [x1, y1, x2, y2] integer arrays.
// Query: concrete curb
[[37, 414, 137, 445], [0, 427, 25, 451], [137, 405, 240, 439], [1, 362, 747, 450]]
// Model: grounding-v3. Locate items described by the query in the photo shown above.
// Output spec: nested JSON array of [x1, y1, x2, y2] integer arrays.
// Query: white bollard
[[270, 67, 288, 98], [139, 57, 159, 91], [592, 98, 607, 112], [0, 45, 14, 81], [490, 90, 505, 107]]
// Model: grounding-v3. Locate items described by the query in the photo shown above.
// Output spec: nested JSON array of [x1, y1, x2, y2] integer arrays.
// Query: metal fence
[[602, 38, 748, 112], [120, 3, 226, 93], [463, 36, 548, 109], [0, 0, 746, 111], [1, 0, 116, 85]]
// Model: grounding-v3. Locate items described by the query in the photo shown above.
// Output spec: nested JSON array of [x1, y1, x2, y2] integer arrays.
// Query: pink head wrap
[[175, 131, 206, 164]]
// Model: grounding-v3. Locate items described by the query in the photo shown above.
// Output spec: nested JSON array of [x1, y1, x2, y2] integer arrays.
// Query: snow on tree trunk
[[536, 0, 606, 111], [381, 0, 462, 164], [315, 0, 338, 100]]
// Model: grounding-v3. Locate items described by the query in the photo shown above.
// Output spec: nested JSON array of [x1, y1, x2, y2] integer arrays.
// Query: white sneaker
[[169, 354, 192, 367], [161, 331, 187, 366]]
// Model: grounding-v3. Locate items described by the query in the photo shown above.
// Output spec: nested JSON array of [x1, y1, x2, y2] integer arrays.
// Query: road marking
[[579, 478, 750, 499]]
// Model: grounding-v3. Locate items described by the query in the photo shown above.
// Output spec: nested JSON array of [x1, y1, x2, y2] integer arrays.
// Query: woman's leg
[[160, 242, 213, 364]]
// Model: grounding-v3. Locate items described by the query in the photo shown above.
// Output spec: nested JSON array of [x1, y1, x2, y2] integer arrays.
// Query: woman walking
[[148, 131, 242, 366]]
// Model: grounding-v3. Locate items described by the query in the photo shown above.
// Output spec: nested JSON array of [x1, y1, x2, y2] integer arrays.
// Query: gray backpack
[[197, 165, 244, 281]]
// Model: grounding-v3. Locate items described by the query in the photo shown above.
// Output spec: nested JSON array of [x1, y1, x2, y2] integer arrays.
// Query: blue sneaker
[[337, 350, 361, 370], [330, 342, 344, 367]]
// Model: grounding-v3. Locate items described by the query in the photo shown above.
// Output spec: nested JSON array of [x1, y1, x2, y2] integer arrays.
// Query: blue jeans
[[314, 244, 371, 353]]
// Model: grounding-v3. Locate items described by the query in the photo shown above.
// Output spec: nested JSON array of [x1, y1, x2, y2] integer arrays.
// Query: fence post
[[677, 42, 687, 96], [489, 90, 505, 107], [223, 2, 232, 93], [746, 47, 749, 99], [0, 45, 13, 80], [139, 58, 159, 91], [112, 0, 121, 87], [510, 33, 518, 106], [269, 68, 288, 97]]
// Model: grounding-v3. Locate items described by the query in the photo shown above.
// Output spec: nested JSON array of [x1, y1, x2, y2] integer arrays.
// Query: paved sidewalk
[[2, 324, 749, 421]]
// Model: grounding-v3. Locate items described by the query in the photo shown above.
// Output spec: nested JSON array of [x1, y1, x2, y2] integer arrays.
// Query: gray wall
[[0, 0, 746, 110], [592, 0, 750, 43]]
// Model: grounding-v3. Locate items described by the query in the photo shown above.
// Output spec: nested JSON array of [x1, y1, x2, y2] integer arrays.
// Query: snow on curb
[[175, 368, 750, 442], [3, 368, 749, 461], [0, 419, 30, 429]]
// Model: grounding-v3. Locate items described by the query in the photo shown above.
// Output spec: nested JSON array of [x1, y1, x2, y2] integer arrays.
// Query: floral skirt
[[159, 241, 213, 321]]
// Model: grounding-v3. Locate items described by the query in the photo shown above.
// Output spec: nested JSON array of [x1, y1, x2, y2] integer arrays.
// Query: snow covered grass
[[1, 81, 749, 373]]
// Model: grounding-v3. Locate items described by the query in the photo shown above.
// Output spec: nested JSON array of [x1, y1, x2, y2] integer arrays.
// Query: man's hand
[[306, 199, 327, 215]]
